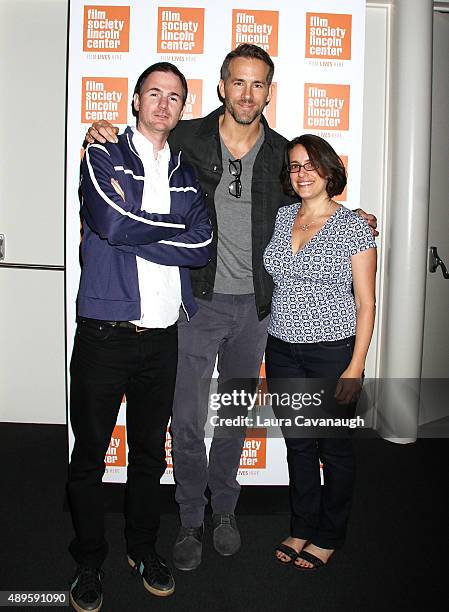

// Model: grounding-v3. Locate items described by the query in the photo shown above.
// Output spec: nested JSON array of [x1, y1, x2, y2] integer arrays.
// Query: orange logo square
[[263, 82, 277, 129], [305, 13, 352, 60], [83, 6, 130, 53], [157, 7, 205, 54], [240, 428, 267, 469], [232, 10, 279, 56], [256, 360, 268, 402], [338, 154, 348, 201], [104, 425, 126, 467], [303, 83, 350, 131], [81, 77, 128, 124], [184, 80, 203, 120]]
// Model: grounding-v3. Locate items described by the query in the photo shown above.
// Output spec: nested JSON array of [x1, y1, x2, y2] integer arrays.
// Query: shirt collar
[[131, 126, 171, 166]]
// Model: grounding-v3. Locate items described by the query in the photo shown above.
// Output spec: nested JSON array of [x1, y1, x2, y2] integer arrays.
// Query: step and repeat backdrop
[[66, 0, 365, 484]]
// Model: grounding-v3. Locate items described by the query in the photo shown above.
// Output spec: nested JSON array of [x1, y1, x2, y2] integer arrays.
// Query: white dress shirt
[[129, 128, 181, 328]]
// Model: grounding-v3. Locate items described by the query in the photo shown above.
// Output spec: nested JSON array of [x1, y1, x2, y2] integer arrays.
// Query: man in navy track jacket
[[68, 62, 212, 612]]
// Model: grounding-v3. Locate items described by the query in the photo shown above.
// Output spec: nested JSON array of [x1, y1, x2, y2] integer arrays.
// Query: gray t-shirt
[[213, 128, 264, 294]]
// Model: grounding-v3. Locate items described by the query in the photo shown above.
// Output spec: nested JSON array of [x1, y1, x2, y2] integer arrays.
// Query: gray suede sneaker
[[173, 525, 203, 571], [212, 513, 241, 556]]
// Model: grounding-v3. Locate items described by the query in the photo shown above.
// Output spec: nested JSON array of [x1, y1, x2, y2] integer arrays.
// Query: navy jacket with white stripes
[[77, 126, 213, 322]]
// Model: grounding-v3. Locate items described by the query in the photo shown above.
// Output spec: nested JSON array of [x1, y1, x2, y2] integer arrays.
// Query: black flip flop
[[295, 550, 328, 571], [275, 542, 299, 565]]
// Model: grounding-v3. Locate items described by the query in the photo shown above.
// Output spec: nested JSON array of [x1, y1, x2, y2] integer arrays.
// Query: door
[[420, 11, 449, 429]]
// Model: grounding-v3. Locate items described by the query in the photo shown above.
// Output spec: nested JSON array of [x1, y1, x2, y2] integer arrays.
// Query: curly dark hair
[[280, 134, 347, 199]]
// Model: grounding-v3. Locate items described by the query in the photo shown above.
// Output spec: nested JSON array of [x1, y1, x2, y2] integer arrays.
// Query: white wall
[[0, 0, 67, 423], [0, 1, 390, 423], [361, 4, 389, 376], [0, 0, 67, 263]]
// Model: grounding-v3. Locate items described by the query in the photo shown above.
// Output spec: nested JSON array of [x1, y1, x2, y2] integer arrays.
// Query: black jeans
[[265, 334, 356, 549], [67, 318, 177, 568]]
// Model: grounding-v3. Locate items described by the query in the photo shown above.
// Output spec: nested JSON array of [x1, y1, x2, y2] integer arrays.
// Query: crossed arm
[[82, 143, 186, 246], [117, 179, 213, 268], [81, 143, 212, 267]]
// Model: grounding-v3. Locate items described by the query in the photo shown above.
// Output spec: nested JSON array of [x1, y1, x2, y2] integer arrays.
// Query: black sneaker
[[128, 553, 175, 597], [69, 565, 103, 612]]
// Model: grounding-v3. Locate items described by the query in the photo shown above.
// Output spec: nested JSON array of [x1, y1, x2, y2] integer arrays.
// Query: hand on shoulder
[[85, 120, 119, 144], [353, 208, 378, 237]]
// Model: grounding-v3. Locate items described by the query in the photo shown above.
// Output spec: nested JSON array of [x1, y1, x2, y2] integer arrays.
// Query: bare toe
[[275, 537, 308, 564], [294, 544, 335, 569]]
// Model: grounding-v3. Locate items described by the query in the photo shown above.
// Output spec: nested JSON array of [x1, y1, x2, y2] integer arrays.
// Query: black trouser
[[67, 318, 177, 568], [265, 334, 356, 549]]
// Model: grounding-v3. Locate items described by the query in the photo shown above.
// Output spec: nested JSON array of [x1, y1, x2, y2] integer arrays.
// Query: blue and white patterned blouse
[[263, 203, 376, 343]]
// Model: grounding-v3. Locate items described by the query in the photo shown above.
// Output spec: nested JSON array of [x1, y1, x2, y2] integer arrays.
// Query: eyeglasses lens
[[228, 159, 242, 199]]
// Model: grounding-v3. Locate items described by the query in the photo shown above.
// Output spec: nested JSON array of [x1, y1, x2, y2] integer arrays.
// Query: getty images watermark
[[208, 389, 365, 430]]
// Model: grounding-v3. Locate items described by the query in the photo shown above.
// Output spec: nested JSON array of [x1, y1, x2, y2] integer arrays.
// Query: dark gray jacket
[[169, 106, 292, 320]]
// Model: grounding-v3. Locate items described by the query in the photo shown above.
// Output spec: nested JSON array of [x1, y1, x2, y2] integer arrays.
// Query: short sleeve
[[275, 202, 295, 227], [347, 212, 377, 256]]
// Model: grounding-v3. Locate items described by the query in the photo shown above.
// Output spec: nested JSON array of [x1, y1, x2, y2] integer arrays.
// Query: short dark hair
[[132, 62, 188, 117], [220, 44, 275, 86], [280, 134, 347, 199]]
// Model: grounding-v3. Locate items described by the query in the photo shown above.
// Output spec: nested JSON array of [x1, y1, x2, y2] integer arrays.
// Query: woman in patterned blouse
[[264, 134, 377, 570]]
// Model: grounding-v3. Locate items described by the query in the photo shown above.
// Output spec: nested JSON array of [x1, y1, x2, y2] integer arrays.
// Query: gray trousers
[[171, 293, 269, 527]]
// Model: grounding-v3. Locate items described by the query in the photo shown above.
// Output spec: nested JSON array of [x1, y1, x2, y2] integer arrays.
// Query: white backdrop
[[66, 0, 365, 484]]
